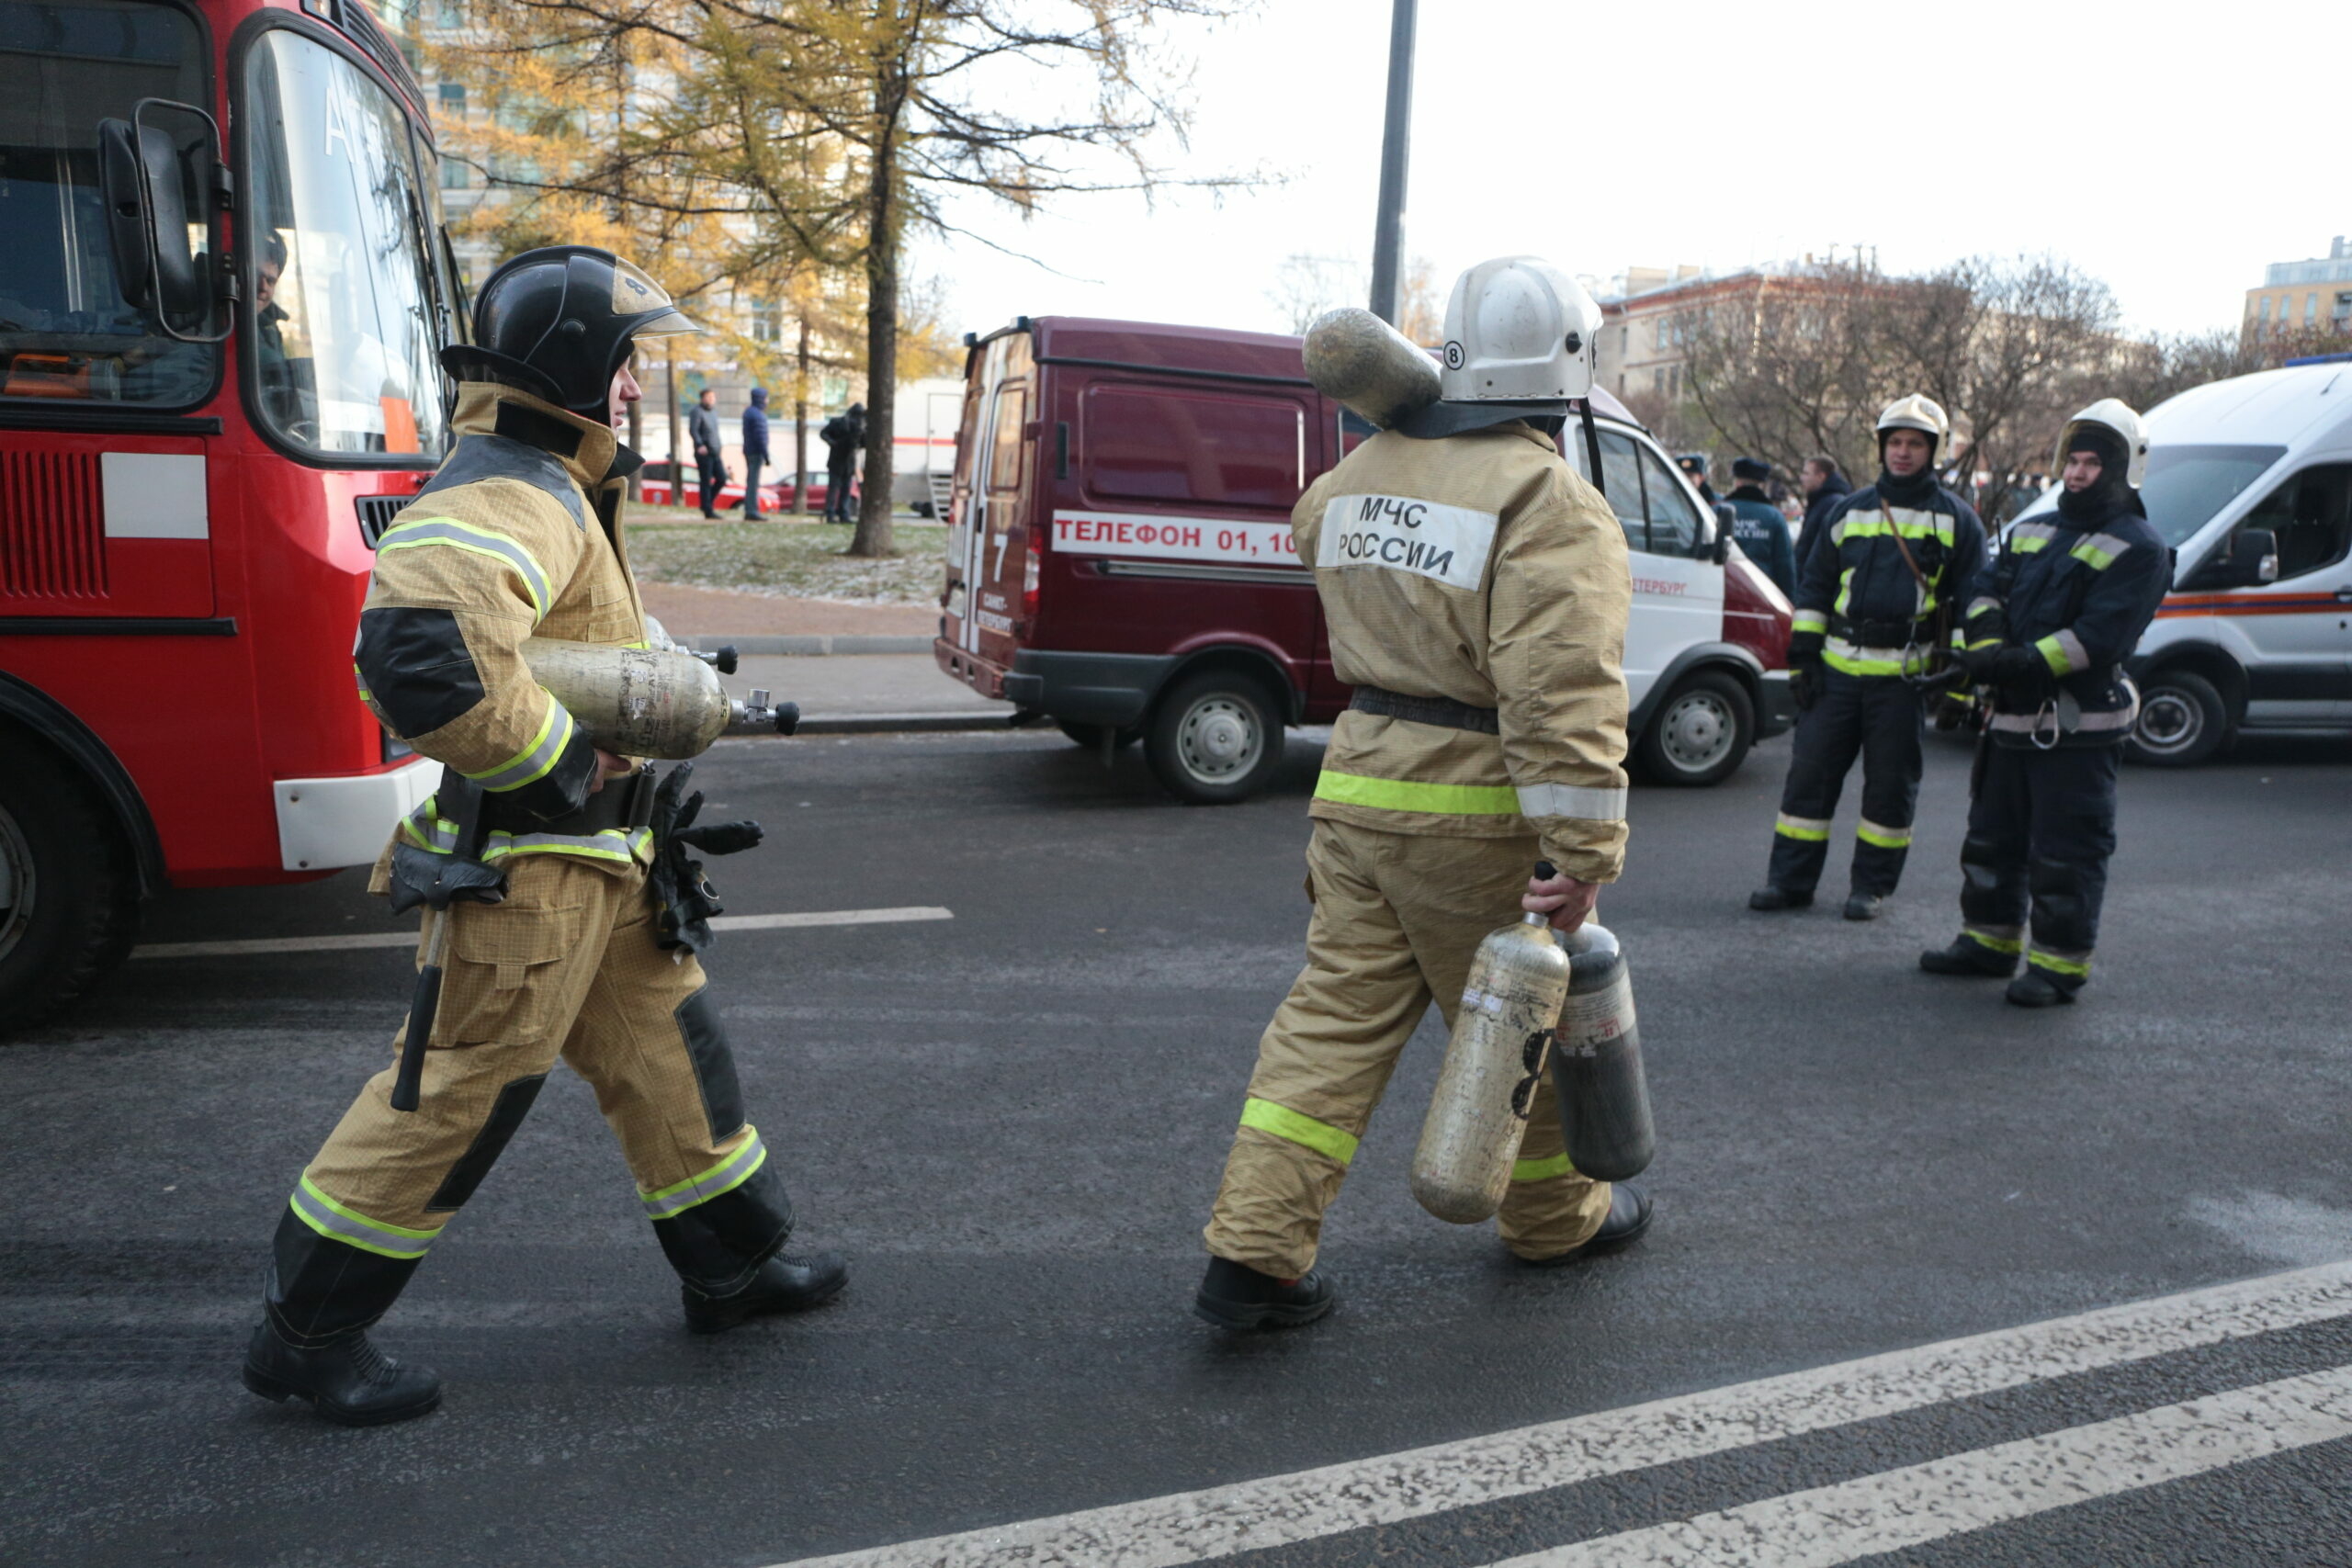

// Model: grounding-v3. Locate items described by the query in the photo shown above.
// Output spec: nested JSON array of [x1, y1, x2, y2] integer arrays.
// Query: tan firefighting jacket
[[355, 382, 652, 875], [1297, 421, 1632, 884]]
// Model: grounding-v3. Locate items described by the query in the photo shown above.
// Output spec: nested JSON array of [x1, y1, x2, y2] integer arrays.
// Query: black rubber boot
[[1843, 893, 1884, 921], [1194, 1257, 1337, 1330], [243, 1318, 441, 1427], [1920, 937, 2017, 977], [1748, 886, 1814, 911], [683, 1252, 849, 1333], [2006, 970, 2079, 1008], [1521, 1181, 1654, 1267]]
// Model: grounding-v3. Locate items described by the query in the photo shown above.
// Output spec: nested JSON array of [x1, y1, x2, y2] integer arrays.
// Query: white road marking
[[1494, 1363, 2352, 1568], [764, 1259, 2352, 1568], [131, 907, 954, 960]]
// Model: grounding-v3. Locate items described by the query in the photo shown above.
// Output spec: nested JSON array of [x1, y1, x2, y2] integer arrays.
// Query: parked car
[[933, 315, 1793, 803], [635, 464, 859, 515], [2002, 361, 2352, 765]]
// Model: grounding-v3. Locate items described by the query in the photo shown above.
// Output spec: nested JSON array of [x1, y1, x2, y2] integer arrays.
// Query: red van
[[934, 316, 1793, 803]]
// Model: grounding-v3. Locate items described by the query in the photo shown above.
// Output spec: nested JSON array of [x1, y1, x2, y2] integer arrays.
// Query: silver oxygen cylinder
[[1410, 862, 1572, 1224], [519, 637, 797, 760], [1303, 306, 1442, 430], [1549, 921, 1655, 1182]]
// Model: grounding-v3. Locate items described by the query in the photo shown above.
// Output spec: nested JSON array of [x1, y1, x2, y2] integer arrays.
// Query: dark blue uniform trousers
[[1766, 669, 1924, 897], [1955, 741, 2120, 990]]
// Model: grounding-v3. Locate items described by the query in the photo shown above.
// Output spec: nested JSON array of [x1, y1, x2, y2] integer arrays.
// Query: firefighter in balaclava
[[1750, 396, 1985, 921], [1195, 256, 1649, 1331], [1920, 400, 2168, 1005], [242, 247, 845, 1427]]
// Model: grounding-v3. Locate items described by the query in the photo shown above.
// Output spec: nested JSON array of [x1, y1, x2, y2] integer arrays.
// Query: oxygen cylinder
[[519, 637, 797, 760], [1303, 307, 1442, 431], [1549, 922, 1655, 1182], [1410, 862, 1572, 1224]]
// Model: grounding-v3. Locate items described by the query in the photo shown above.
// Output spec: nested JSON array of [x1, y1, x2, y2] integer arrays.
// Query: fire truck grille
[[0, 451, 107, 601], [355, 495, 410, 548]]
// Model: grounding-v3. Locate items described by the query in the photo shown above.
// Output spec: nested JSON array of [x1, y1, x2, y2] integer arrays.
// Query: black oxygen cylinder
[[1548, 921, 1655, 1182]]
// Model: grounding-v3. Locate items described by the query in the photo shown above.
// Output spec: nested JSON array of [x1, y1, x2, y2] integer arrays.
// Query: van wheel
[[1634, 671, 1753, 786], [0, 742, 141, 1037], [2127, 670, 2230, 766], [1055, 720, 1140, 750], [1144, 672, 1284, 804]]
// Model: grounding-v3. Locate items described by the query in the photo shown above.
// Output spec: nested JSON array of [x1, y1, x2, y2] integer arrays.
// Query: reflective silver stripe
[[1775, 812, 1832, 840], [376, 516, 553, 620], [2008, 522, 2060, 544], [490, 826, 639, 863], [288, 1177, 437, 1259], [400, 797, 457, 852], [1856, 817, 1914, 848], [1515, 783, 1628, 822], [1967, 596, 2001, 618], [2051, 629, 2091, 672], [1988, 705, 2136, 733], [639, 1130, 768, 1220], [2075, 531, 2135, 566], [466, 694, 577, 793]]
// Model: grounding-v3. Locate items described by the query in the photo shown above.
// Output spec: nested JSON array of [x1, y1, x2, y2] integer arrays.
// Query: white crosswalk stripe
[[765, 1259, 2352, 1568], [131, 906, 954, 960]]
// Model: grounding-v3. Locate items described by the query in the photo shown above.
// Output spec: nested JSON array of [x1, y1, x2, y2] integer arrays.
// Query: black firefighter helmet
[[443, 245, 698, 421]]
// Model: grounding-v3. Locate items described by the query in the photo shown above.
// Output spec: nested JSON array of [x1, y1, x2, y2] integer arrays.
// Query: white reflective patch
[[101, 452, 208, 538], [1517, 783, 1627, 822], [1317, 493, 1496, 591]]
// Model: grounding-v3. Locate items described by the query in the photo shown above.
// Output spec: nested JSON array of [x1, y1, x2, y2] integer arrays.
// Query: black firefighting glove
[[1789, 659, 1823, 713], [1992, 646, 2055, 704], [649, 761, 765, 954]]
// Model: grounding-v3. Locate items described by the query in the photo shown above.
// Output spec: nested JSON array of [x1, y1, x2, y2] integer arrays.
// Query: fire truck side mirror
[[97, 98, 231, 344]]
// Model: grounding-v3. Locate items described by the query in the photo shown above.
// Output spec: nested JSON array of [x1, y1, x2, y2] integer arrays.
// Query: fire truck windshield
[[0, 0, 220, 407], [243, 27, 448, 460]]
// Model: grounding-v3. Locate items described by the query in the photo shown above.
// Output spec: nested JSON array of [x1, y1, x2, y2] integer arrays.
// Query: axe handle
[[389, 907, 451, 1113]]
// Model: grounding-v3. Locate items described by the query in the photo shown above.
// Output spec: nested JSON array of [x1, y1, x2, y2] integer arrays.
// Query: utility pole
[[666, 345, 683, 510], [1366, 0, 1418, 325]]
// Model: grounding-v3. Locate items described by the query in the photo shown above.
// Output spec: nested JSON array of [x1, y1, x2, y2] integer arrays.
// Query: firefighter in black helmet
[[242, 247, 845, 1428]]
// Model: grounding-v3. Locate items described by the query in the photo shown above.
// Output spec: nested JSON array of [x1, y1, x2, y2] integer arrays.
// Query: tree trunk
[[848, 44, 905, 559], [793, 312, 811, 517], [626, 388, 643, 502]]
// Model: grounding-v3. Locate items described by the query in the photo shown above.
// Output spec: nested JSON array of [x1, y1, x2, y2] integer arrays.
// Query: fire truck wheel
[[1055, 720, 1140, 750], [1144, 671, 1284, 805], [0, 740, 141, 1038], [1633, 669, 1754, 787]]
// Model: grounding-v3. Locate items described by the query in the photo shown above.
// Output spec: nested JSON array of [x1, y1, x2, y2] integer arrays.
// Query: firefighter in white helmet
[[1195, 256, 1651, 1331], [1751, 394, 1986, 920], [1920, 400, 2168, 1004]]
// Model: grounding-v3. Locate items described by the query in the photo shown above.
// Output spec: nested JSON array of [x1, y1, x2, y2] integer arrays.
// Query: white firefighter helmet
[[1875, 393, 1951, 449], [1438, 256, 1600, 403], [2052, 398, 2149, 487]]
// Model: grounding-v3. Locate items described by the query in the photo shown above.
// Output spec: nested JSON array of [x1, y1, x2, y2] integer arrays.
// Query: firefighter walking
[[1921, 401, 2169, 1005], [1752, 396, 1986, 921], [1196, 257, 1651, 1331], [243, 247, 844, 1427]]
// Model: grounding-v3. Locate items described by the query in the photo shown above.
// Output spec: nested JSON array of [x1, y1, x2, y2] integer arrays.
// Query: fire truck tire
[[0, 741, 141, 1038], [1633, 669, 1753, 786], [1055, 720, 1140, 750], [1144, 671, 1284, 805], [2125, 668, 2230, 767]]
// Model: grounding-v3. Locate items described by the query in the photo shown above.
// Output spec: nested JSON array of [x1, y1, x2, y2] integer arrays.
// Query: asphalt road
[[5, 725, 2350, 1567]]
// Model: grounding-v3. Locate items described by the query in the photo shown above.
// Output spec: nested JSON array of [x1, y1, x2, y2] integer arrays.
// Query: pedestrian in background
[[1752, 396, 1984, 921], [821, 401, 865, 525], [688, 388, 725, 519], [1921, 400, 2168, 1007], [1795, 455, 1851, 579], [1724, 457, 1797, 596], [741, 387, 770, 519], [1676, 452, 1718, 507]]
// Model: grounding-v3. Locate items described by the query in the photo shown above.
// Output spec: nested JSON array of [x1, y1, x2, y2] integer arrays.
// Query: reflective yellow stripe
[[1512, 1152, 1575, 1182], [1791, 609, 1828, 634], [1239, 1098, 1359, 1167], [1823, 643, 1910, 677], [1775, 813, 1831, 841], [1963, 928, 2023, 955], [464, 693, 576, 793], [1856, 818, 1913, 849], [2028, 949, 2092, 978], [376, 516, 552, 620], [1313, 770, 1521, 817], [289, 1175, 442, 1259], [639, 1129, 768, 1220]]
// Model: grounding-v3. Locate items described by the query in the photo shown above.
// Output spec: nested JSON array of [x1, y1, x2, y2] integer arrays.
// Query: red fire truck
[[0, 0, 464, 1030], [935, 316, 1793, 804]]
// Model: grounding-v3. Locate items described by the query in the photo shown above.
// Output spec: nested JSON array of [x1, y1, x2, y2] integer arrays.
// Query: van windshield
[[2012, 444, 2288, 547]]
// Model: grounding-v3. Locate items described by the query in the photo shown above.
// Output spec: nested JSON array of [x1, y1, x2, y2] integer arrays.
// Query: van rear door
[[944, 331, 1035, 665]]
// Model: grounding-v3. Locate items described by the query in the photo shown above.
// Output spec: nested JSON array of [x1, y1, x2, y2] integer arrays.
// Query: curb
[[791, 712, 1010, 736], [690, 634, 933, 657]]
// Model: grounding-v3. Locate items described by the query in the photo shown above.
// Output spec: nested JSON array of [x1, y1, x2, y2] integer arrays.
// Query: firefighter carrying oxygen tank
[[241, 247, 845, 1428], [1194, 257, 1653, 1332]]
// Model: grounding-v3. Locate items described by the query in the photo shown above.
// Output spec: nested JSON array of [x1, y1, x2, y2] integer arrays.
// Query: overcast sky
[[915, 0, 2342, 346]]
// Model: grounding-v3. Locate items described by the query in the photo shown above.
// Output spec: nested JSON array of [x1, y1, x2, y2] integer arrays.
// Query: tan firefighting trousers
[[1204, 821, 1614, 1279], [299, 853, 764, 1252]]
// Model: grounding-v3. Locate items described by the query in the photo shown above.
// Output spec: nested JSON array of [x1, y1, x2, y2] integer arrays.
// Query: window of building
[[747, 299, 781, 344], [2259, 297, 2273, 322], [2307, 292, 2320, 323]]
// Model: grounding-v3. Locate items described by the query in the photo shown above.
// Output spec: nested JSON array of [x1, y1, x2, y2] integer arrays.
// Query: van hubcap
[[2137, 690, 2199, 753], [1659, 691, 1734, 773], [1177, 695, 1261, 784], [0, 804, 33, 966]]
